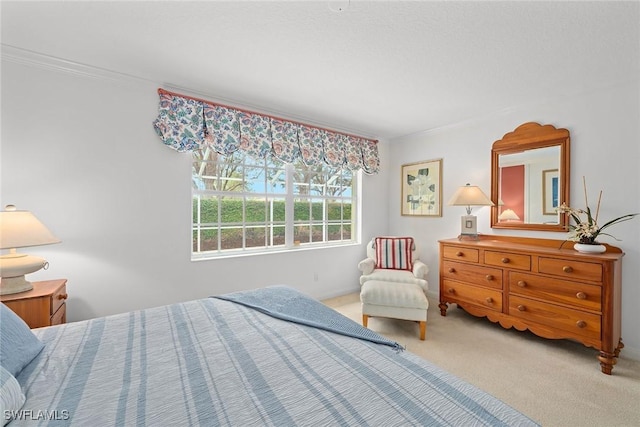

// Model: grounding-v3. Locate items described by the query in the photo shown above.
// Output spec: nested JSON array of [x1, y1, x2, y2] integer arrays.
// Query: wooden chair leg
[[362, 314, 369, 327], [419, 321, 426, 340]]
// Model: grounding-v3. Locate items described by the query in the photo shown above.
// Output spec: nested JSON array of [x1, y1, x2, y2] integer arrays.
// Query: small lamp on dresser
[[0, 205, 60, 295], [448, 183, 494, 238]]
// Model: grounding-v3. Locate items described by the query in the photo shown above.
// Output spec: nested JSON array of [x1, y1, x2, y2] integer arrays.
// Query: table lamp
[[498, 208, 520, 221], [448, 184, 494, 238], [0, 205, 60, 295]]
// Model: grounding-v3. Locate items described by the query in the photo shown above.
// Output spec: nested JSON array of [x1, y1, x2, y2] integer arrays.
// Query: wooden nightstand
[[0, 279, 68, 328]]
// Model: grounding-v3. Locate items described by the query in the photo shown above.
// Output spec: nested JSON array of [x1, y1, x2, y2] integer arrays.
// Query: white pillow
[[1, 365, 26, 426]]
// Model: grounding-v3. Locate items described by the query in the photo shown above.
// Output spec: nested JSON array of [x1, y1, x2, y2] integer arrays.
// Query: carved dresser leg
[[598, 351, 617, 375], [438, 302, 448, 316], [614, 339, 624, 358]]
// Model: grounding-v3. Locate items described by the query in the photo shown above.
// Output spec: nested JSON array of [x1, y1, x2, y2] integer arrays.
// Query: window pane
[[194, 196, 219, 224], [327, 200, 343, 221], [219, 196, 243, 224], [294, 225, 310, 243], [245, 166, 267, 194], [328, 224, 343, 241], [309, 172, 326, 196], [271, 225, 286, 246], [267, 166, 287, 194], [221, 227, 243, 250], [270, 197, 286, 222], [245, 225, 267, 248], [246, 199, 267, 222], [311, 225, 324, 243], [193, 227, 218, 252], [293, 197, 311, 221], [344, 223, 352, 239], [311, 198, 324, 221]]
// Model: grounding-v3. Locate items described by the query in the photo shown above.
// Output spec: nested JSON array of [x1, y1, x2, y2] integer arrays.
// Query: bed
[[2, 286, 538, 426]]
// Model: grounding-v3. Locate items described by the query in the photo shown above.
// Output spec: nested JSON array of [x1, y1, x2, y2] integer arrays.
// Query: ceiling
[[1, 1, 638, 140]]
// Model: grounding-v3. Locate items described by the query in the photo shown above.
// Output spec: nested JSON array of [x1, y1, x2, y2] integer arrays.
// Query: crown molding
[[1, 44, 151, 84]]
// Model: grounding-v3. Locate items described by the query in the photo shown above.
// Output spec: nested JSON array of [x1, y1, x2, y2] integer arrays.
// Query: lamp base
[[459, 214, 478, 237], [0, 275, 33, 295], [457, 233, 480, 241], [0, 253, 47, 295]]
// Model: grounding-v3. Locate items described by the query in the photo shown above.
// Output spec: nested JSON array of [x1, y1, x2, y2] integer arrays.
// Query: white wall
[[0, 59, 390, 320], [388, 79, 640, 360], [3, 54, 639, 361]]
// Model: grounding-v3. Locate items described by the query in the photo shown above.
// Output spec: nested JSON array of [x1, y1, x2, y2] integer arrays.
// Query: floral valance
[[152, 88, 379, 174]]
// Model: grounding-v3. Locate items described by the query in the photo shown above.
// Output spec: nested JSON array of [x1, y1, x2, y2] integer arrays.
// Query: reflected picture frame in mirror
[[490, 122, 570, 232]]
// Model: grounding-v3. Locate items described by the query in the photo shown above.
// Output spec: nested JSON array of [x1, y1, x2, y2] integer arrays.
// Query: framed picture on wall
[[542, 169, 559, 215], [401, 158, 443, 217]]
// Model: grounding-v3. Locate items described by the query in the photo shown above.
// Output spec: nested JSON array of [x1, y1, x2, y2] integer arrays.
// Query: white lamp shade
[[0, 207, 60, 250], [448, 184, 494, 206], [498, 208, 520, 221], [0, 206, 60, 295]]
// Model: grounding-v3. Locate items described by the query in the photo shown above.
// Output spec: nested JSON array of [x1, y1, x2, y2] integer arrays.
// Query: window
[[192, 147, 357, 258]]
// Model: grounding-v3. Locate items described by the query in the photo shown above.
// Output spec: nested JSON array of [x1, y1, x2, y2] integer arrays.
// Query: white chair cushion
[[360, 280, 428, 311]]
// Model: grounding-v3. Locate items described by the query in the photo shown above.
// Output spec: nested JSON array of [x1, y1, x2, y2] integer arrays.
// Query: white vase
[[574, 243, 606, 254]]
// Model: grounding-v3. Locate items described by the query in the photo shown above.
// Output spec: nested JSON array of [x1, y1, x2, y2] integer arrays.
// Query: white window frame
[[192, 150, 359, 259]]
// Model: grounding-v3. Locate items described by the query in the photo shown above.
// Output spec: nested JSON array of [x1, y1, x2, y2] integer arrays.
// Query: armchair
[[358, 237, 429, 340]]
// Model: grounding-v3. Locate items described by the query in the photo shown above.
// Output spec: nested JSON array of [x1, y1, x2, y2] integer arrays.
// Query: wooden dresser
[[0, 279, 68, 328], [438, 236, 623, 374]]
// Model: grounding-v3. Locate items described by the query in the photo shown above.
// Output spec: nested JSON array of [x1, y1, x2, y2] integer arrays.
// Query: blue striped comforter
[[15, 288, 538, 426]]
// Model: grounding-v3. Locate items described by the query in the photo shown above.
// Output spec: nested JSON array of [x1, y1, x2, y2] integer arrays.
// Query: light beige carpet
[[323, 293, 640, 427]]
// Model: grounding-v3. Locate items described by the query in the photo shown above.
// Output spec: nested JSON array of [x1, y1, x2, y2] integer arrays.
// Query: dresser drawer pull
[[517, 304, 526, 312], [485, 274, 494, 281], [501, 257, 510, 264], [58, 294, 68, 300], [562, 266, 573, 273], [485, 297, 493, 304], [576, 320, 587, 328], [576, 292, 587, 300], [448, 288, 455, 294], [448, 268, 455, 273], [517, 280, 526, 288], [456, 251, 464, 257]]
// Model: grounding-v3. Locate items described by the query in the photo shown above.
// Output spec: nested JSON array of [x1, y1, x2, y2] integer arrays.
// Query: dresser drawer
[[442, 261, 503, 290], [51, 284, 68, 315], [51, 303, 66, 326], [442, 245, 479, 263], [509, 272, 602, 312], [538, 257, 603, 283], [484, 251, 531, 271], [509, 295, 601, 341], [442, 279, 502, 312]]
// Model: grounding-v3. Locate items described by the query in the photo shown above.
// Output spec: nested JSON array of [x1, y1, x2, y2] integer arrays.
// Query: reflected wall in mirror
[[490, 122, 570, 232]]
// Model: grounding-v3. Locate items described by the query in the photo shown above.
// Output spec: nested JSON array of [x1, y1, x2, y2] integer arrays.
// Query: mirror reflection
[[497, 146, 561, 225], [490, 122, 570, 232]]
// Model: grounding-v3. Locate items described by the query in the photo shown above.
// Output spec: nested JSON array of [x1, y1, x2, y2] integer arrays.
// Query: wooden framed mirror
[[490, 122, 570, 232]]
